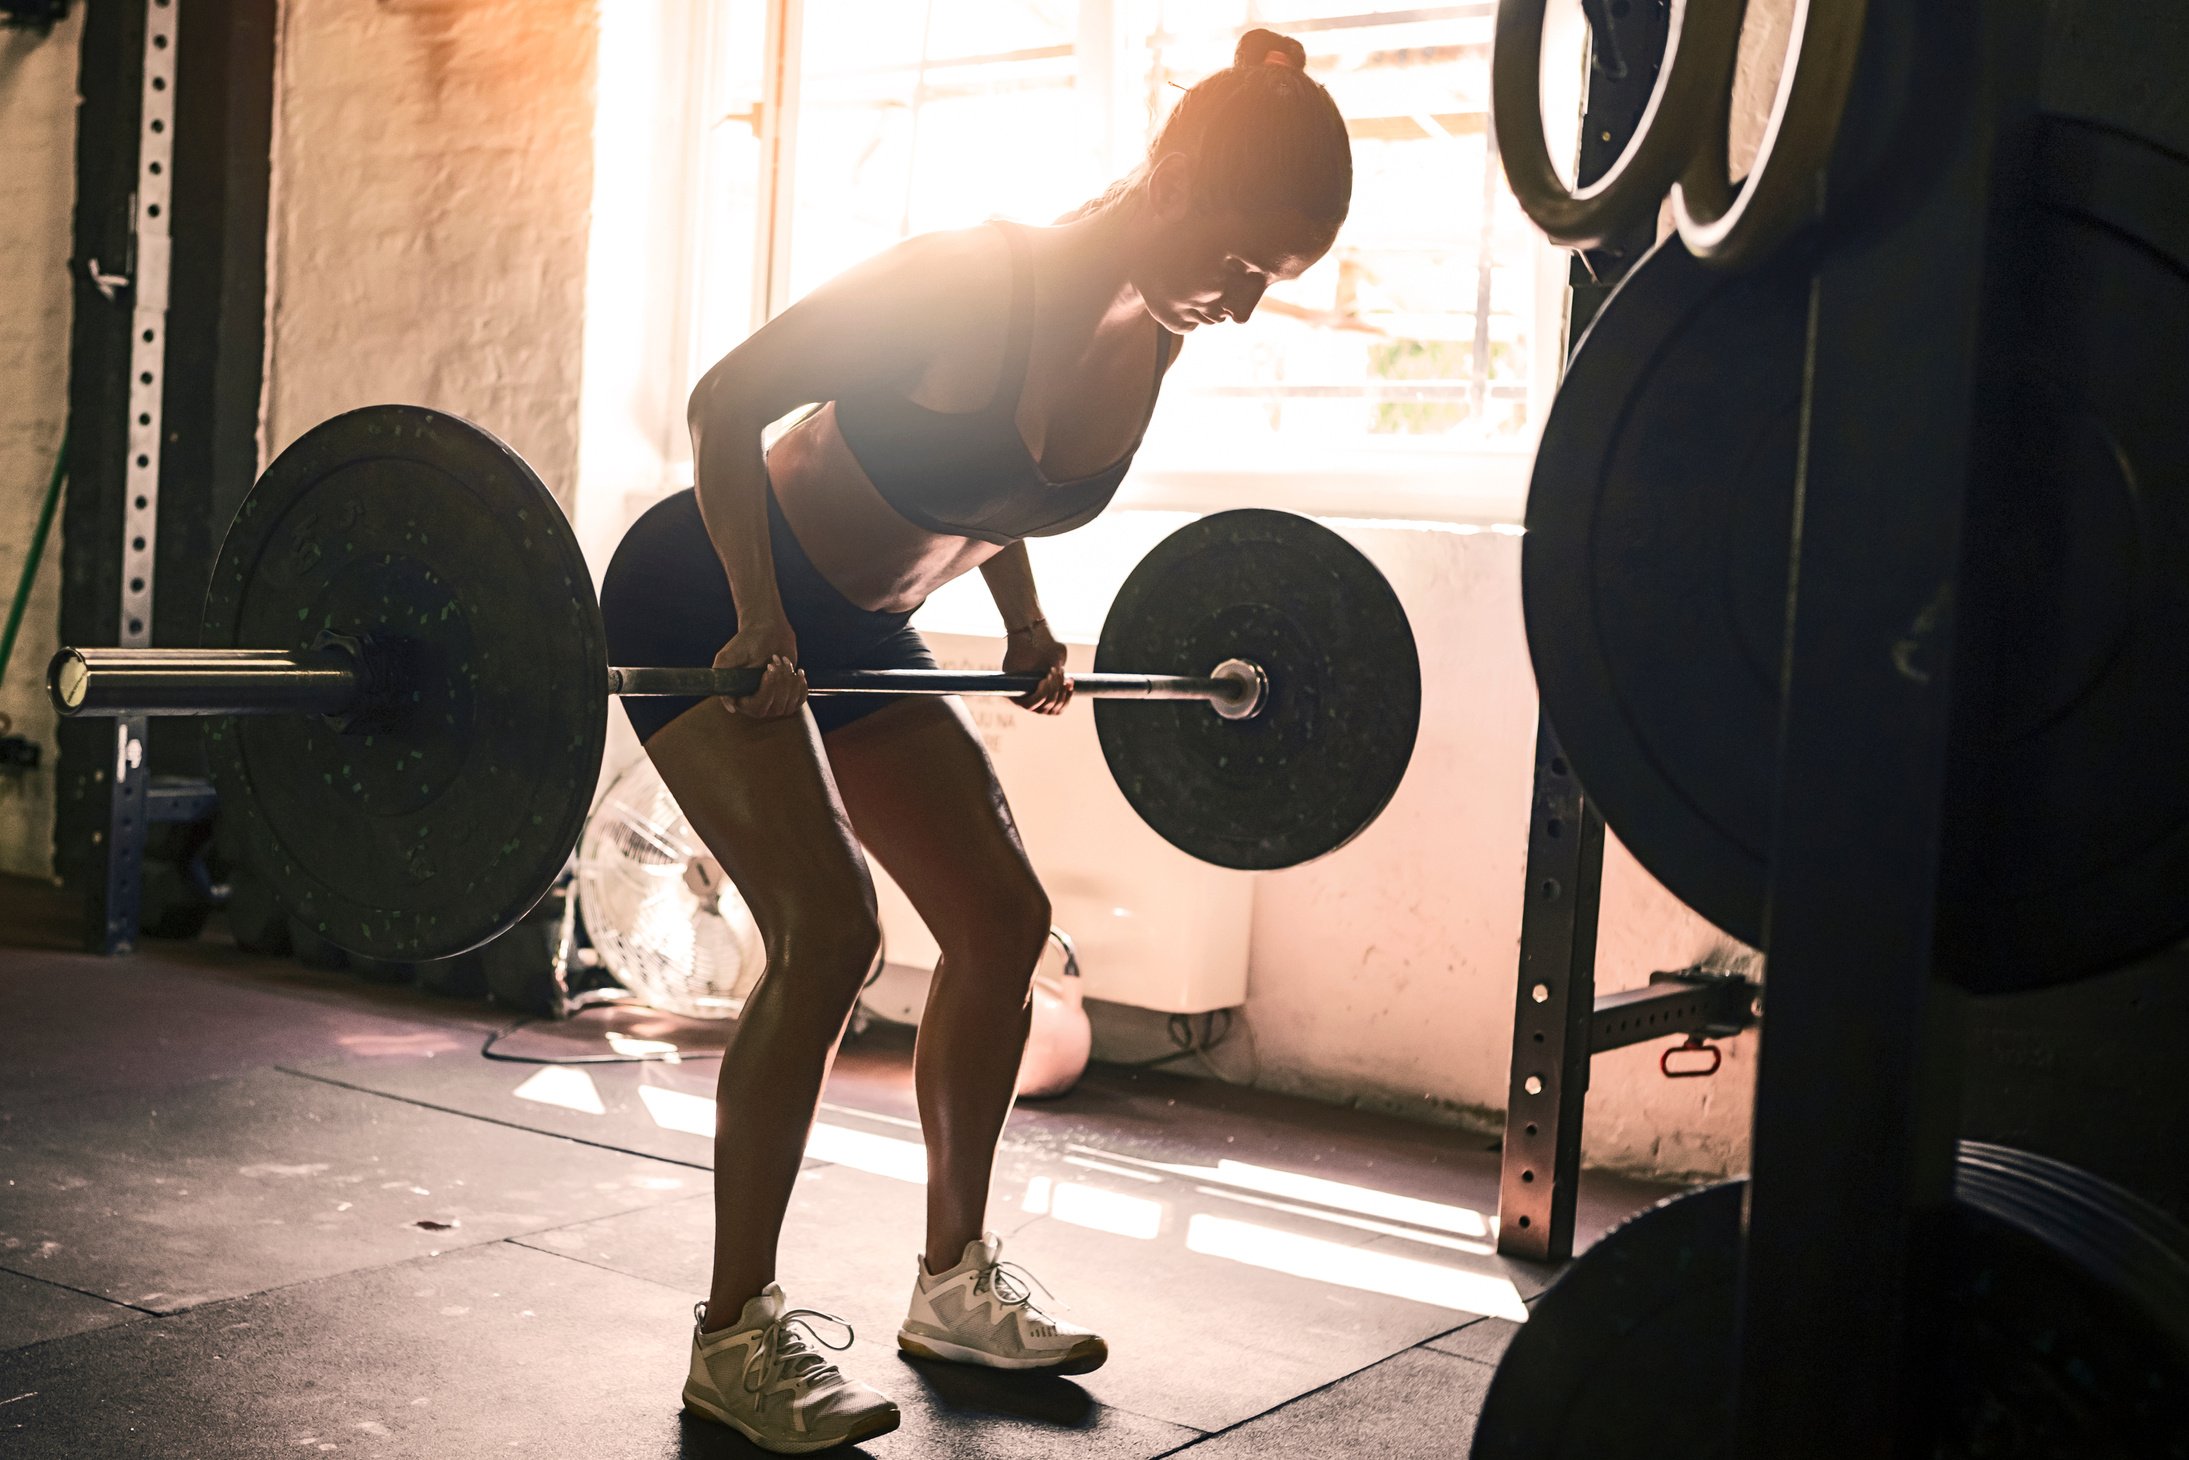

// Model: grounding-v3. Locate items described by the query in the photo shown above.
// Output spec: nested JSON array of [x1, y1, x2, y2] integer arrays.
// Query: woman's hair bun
[[1235, 27, 1307, 72]]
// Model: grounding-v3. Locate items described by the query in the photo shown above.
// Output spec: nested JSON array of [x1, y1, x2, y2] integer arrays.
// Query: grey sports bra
[[830, 221, 1175, 546]]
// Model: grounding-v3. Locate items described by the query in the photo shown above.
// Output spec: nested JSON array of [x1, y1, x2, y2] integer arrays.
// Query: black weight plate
[[202, 406, 607, 961], [1524, 118, 2189, 990], [482, 918, 563, 1016], [287, 916, 349, 972], [1471, 1142, 2189, 1459], [1093, 509, 1420, 870], [139, 859, 212, 940], [222, 866, 291, 955], [415, 951, 489, 1001]]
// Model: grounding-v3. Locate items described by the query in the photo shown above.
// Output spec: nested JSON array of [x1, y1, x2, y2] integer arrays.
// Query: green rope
[[0, 431, 68, 694]]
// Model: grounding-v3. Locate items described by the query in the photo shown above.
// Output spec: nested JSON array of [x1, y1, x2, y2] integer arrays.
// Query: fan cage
[[575, 756, 767, 1020]]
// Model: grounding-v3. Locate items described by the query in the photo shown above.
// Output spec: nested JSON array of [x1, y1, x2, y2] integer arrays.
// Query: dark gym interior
[[3, 1, 2186, 1457]]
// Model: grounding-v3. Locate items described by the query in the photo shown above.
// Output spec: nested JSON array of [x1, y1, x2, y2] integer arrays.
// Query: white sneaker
[[683, 1285, 902, 1453], [897, 1233, 1108, 1375]]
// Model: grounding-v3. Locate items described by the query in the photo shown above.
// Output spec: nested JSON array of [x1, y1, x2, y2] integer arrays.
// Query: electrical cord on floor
[[1108, 1007, 1261, 1086], [478, 1009, 729, 1065]]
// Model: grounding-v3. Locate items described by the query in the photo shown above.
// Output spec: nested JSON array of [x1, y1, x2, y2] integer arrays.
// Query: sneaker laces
[[754, 1308, 856, 1393], [975, 1259, 1068, 1317]]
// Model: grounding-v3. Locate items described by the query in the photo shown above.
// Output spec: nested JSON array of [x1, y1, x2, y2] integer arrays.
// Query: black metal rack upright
[[1732, 7, 2043, 1448], [1492, 0, 1770, 1265], [56, 0, 273, 950]]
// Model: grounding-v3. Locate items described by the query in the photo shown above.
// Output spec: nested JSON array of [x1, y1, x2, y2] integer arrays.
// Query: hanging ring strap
[[1492, 0, 1868, 270], [1491, 0, 1746, 251], [1672, 0, 1871, 269]]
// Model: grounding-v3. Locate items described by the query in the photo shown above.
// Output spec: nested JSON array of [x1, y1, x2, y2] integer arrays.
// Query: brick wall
[[265, 0, 600, 508], [0, 13, 84, 878]]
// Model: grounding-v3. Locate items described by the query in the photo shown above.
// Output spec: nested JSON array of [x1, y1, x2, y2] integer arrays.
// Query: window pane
[[1131, 1, 1545, 473], [788, 1, 1093, 303], [688, 0, 773, 379]]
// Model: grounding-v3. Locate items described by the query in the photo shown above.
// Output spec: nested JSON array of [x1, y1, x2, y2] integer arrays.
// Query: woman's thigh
[[821, 696, 1046, 954], [643, 696, 876, 941]]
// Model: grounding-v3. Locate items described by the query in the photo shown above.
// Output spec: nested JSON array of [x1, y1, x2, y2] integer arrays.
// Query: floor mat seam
[[272, 1064, 752, 1175], [0, 1266, 153, 1318], [1144, 1342, 1481, 1455]]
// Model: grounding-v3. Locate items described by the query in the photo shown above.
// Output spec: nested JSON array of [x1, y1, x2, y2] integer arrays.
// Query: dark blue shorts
[[600, 487, 938, 744]]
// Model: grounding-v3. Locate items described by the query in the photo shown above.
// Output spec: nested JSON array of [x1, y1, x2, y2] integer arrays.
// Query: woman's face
[[1129, 155, 1337, 333]]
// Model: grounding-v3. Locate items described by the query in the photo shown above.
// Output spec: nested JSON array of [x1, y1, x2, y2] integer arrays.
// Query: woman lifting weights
[[598, 28, 1352, 1452]]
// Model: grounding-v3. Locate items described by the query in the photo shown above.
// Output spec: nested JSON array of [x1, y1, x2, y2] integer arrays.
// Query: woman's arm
[[679, 231, 995, 714], [684, 229, 990, 623], [981, 543, 1071, 714], [978, 541, 1049, 635]]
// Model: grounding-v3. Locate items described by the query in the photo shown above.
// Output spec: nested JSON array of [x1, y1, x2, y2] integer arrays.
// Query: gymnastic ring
[[1673, 0, 1869, 269], [1491, 0, 1744, 251]]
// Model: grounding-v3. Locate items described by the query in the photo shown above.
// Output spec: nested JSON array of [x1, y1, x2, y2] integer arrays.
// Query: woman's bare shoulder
[[840, 225, 1010, 308], [691, 226, 1014, 422]]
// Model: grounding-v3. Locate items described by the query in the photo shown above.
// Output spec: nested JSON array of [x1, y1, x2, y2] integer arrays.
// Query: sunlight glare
[[633, 1088, 928, 1184], [637, 1083, 715, 1137], [512, 1066, 607, 1116], [804, 1122, 930, 1185], [1210, 1160, 1491, 1238], [1067, 1145, 1492, 1238], [605, 1033, 682, 1060], [1050, 1182, 1164, 1240], [1193, 1186, 1494, 1256], [1021, 1175, 1054, 1215], [1185, 1215, 1528, 1320]]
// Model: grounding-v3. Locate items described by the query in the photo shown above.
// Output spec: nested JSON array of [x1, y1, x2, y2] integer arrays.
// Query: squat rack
[[57, 0, 274, 950], [1492, 0, 1761, 1265]]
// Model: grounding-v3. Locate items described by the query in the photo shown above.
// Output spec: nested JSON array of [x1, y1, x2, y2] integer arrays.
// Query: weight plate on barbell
[[1093, 509, 1421, 870], [201, 406, 607, 961], [1524, 116, 2189, 991], [1470, 1142, 2189, 1459]]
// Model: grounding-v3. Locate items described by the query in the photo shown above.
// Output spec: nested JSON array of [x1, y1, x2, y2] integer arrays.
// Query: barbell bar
[[46, 405, 1420, 963], [50, 648, 1270, 721]]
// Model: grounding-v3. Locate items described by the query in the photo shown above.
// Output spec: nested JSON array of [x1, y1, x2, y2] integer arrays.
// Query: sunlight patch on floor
[[512, 1066, 607, 1116], [1050, 1181, 1164, 1239], [1186, 1214, 1529, 1320]]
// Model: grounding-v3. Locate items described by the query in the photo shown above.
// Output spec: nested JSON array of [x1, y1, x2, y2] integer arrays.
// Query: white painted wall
[[0, 12, 83, 879]]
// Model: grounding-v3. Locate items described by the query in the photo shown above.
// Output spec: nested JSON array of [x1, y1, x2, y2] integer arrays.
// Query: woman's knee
[[769, 901, 882, 987], [937, 877, 1051, 976]]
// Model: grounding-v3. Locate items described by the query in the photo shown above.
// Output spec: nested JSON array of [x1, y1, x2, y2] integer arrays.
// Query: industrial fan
[[574, 753, 767, 1020]]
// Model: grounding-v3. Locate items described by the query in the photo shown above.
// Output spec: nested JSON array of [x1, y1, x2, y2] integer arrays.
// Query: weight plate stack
[[1522, 118, 2189, 991], [1471, 1142, 2189, 1459]]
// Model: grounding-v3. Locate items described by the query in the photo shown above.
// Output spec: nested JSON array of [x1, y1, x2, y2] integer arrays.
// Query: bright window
[[683, 0, 1571, 520]]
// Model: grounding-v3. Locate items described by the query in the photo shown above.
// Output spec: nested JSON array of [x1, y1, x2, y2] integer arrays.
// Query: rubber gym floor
[[0, 875, 1668, 1458]]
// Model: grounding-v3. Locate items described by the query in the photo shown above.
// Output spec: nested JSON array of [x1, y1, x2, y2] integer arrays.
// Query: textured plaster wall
[[265, 0, 600, 508], [0, 12, 83, 878]]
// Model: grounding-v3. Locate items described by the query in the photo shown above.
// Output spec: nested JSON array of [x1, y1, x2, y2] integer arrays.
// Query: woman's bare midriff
[[764, 402, 1004, 615]]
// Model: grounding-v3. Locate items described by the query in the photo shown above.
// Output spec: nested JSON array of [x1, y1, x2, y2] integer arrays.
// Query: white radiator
[[866, 630, 1254, 1017]]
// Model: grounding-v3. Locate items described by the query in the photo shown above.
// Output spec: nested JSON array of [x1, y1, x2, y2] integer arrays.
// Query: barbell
[[50, 404, 1422, 963]]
